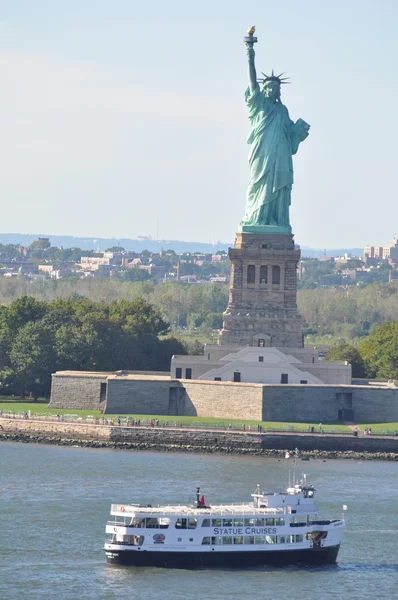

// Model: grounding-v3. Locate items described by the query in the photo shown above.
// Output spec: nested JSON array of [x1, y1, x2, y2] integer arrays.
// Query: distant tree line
[[0, 296, 187, 398], [2, 278, 398, 349]]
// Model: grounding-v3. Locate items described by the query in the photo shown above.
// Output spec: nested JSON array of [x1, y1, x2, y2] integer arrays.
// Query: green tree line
[[0, 296, 186, 398]]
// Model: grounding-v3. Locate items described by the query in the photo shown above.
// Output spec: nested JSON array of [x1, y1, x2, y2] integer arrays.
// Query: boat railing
[[110, 504, 287, 517]]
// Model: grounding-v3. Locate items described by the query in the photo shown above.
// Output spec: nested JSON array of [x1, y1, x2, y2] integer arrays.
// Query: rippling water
[[0, 442, 397, 599]]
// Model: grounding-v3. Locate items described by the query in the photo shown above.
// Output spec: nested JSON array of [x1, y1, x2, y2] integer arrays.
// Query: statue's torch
[[244, 25, 258, 44]]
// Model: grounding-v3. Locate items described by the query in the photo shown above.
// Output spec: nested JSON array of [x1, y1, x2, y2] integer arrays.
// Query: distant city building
[[364, 238, 398, 266], [79, 251, 120, 271], [38, 264, 53, 274]]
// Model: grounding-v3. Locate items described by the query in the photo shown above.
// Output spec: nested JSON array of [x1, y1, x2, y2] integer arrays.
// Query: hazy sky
[[1, 0, 398, 248]]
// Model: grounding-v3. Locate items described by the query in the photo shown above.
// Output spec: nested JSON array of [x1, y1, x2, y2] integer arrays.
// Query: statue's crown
[[258, 70, 290, 85]]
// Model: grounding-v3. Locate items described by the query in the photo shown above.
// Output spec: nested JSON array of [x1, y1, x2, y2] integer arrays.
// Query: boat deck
[[111, 502, 286, 516]]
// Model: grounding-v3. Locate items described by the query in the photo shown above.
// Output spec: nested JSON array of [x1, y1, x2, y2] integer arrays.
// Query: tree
[[9, 321, 56, 397], [29, 238, 51, 251], [156, 336, 187, 370], [187, 313, 204, 330], [203, 312, 223, 329], [186, 340, 204, 355], [325, 343, 365, 377], [358, 321, 398, 379], [0, 295, 177, 396]]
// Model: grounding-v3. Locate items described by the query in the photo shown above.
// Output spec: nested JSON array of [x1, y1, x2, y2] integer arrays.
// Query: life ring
[[120, 506, 125, 512]]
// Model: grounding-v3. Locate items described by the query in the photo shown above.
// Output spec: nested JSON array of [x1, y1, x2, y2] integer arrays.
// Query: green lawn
[[0, 399, 350, 432], [357, 423, 398, 435]]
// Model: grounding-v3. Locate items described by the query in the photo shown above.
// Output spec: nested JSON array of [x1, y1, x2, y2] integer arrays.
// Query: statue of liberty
[[240, 27, 310, 233]]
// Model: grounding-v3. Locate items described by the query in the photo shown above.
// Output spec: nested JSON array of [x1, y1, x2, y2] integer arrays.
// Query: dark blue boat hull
[[105, 544, 340, 569]]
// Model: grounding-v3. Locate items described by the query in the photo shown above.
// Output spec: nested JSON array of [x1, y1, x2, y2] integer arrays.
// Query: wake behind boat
[[104, 474, 345, 569]]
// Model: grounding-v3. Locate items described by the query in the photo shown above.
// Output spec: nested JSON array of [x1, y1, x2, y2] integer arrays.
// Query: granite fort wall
[[181, 381, 264, 420], [106, 379, 172, 415], [50, 373, 108, 411], [2, 418, 398, 454], [105, 379, 264, 419], [261, 385, 398, 422], [49, 373, 398, 423]]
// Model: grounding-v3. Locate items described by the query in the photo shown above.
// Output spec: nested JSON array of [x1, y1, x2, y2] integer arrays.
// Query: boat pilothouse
[[104, 477, 345, 568]]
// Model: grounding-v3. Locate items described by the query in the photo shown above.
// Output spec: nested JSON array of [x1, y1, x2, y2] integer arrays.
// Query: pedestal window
[[272, 266, 281, 285], [247, 265, 255, 284]]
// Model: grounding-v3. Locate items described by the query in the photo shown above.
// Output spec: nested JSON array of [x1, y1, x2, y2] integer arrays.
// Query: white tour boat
[[104, 478, 345, 568]]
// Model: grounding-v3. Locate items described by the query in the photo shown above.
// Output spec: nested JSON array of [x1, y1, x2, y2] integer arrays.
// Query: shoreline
[[1, 418, 398, 460]]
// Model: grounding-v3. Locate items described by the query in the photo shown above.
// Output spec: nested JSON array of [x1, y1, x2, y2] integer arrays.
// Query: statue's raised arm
[[245, 26, 258, 94]]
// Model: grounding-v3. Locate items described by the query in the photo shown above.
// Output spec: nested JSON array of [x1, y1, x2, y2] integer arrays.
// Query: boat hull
[[105, 544, 340, 569]]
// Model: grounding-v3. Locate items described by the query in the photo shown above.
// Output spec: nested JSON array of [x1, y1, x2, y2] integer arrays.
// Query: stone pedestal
[[218, 232, 303, 348]]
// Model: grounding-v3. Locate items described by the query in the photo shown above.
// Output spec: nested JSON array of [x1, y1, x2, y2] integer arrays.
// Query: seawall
[[1, 418, 398, 459]]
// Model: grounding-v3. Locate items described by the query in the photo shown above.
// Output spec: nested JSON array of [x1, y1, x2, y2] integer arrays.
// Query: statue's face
[[263, 81, 281, 101]]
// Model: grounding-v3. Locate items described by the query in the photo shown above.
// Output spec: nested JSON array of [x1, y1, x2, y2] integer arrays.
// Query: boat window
[[211, 536, 222, 545], [177, 538, 182, 542], [123, 535, 135, 545], [188, 519, 197, 529], [244, 518, 255, 526], [255, 536, 265, 544], [234, 536, 244, 545], [244, 536, 255, 545], [254, 518, 264, 526], [275, 518, 285, 526], [223, 536, 233, 545], [290, 520, 306, 527], [146, 517, 170, 529], [201, 519, 211, 527], [277, 535, 286, 544], [201, 537, 211, 545], [295, 535, 304, 543], [265, 535, 275, 544], [175, 518, 188, 529], [222, 518, 233, 527], [133, 518, 146, 528], [211, 519, 222, 527], [234, 519, 244, 527], [265, 518, 275, 526]]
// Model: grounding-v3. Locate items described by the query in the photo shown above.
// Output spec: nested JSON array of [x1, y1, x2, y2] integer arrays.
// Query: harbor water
[[0, 442, 397, 599]]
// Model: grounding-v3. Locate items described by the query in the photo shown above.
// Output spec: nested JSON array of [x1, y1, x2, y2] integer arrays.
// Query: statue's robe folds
[[241, 83, 307, 228]]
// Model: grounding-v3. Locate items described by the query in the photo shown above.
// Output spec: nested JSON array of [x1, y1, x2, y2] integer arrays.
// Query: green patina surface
[[240, 32, 309, 230], [238, 224, 292, 235]]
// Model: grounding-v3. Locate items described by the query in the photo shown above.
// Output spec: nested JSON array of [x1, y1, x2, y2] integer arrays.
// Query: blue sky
[[1, 0, 397, 248]]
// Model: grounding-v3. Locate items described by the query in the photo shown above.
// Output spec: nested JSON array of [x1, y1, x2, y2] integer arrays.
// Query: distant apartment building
[[38, 264, 54, 274], [364, 239, 398, 265], [211, 253, 228, 264], [79, 251, 120, 272]]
